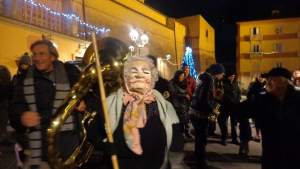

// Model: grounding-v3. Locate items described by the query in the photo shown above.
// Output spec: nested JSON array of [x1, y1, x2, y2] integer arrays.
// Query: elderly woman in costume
[[87, 55, 182, 169]]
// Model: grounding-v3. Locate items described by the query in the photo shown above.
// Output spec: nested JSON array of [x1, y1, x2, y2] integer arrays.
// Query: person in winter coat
[[218, 70, 241, 146], [181, 63, 196, 138], [247, 73, 266, 142], [294, 77, 300, 91], [9, 40, 84, 169], [189, 63, 225, 169], [214, 67, 300, 169], [87, 55, 183, 169], [0, 65, 11, 143], [169, 70, 190, 134]]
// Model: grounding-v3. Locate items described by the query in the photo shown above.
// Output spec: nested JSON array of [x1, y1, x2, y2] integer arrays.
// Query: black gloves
[[104, 141, 118, 156]]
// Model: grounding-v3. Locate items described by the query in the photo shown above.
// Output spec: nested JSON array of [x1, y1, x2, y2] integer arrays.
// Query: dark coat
[[222, 85, 300, 169], [247, 81, 266, 101], [9, 63, 80, 160], [223, 79, 241, 102], [0, 65, 11, 102], [169, 79, 189, 124], [191, 72, 216, 115]]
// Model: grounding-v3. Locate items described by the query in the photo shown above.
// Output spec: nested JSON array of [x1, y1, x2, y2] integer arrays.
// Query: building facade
[[0, 0, 215, 80], [237, 18, 300, 89], [179, 15, 216, 73]]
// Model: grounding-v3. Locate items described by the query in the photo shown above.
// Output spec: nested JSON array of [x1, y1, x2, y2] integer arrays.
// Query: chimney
[[272, 10, 280, 18]]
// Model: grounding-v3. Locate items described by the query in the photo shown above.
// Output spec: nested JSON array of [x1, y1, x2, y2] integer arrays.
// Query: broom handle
[[91, 32, 119, 169]]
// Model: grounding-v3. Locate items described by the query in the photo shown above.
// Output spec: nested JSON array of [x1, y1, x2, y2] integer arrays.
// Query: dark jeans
[[190, 116, 208, 168], [217, 114, 238, 141]]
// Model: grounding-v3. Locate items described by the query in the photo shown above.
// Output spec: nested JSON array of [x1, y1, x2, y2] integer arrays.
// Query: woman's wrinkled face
[[294, 71, 300, 78], [127, 61, 152, 95], [179, 73, 185, 82]]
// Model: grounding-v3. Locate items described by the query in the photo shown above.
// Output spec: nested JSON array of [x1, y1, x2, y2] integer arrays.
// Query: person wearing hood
[[9, 53, 33, 99], [218, 70, 241, 146], [169, 70, 190, 135]]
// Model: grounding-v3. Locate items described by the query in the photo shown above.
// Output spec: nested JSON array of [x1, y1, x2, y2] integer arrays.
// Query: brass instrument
[[47, 37, 128, 169], [208, 103, 221, 123]]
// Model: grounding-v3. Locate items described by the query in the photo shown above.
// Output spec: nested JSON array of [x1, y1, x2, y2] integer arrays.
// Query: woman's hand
[[76, 101, 86, 112], [186, 94, 190, 100]]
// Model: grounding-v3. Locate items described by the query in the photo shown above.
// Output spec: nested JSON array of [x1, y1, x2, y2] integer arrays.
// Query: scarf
[[122, 89, 156, 155], [23, 61, 72, 168]]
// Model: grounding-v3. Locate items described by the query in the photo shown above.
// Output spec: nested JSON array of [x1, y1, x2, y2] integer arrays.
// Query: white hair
[[123, 55, 159, 89]]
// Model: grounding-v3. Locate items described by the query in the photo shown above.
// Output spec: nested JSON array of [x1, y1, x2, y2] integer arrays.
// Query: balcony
[[250, 34, 263, 41], [0, 0, 109, 41], [250, 53, 263, 59]]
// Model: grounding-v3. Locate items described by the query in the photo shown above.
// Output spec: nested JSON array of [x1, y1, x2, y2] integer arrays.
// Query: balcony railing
[[250, 34, 263, 41], [0, 0, 107, 40], [250, 52, 263, 59]]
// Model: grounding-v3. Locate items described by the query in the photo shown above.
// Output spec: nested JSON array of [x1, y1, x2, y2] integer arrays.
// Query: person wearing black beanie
[[218, 70, 241, 146], [189, 63, 225, 169]]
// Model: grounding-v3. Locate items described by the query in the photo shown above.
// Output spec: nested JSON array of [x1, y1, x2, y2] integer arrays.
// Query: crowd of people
[[0, 39, 300, 169]]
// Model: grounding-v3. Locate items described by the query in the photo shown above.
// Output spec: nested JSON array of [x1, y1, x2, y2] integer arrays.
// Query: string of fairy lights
[[23, 0, 110, 36]]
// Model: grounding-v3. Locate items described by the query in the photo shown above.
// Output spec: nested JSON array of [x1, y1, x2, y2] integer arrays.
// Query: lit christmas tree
[[182, 47, 197, 82]]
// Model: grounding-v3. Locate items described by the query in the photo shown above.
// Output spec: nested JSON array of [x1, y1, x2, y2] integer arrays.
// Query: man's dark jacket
[[9, 63, 80, 160], [191, 72, 216, 115], [221, 85, 300, 169], [223, 79, 241, 102]]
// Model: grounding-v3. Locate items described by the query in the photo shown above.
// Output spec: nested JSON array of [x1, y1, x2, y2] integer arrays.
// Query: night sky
[[145, 0, 300, 68]]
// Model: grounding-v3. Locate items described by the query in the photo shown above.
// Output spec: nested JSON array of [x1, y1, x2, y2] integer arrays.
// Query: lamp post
[[129, 27, 149, 54]]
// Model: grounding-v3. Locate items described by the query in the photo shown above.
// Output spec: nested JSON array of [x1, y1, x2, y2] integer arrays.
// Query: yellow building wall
[[179, 15, 216, 74], [0, 18, 89, 75], [237, 18, 300, 89], [0, 0, 187, 80]]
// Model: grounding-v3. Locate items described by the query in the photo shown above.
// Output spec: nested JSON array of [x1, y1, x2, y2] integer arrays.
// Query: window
[[274, 62, 285, 68], [274, 44, 285, 52], [206, 30, 208, 37], [251, 45, 261, 52], [251, 27, 260, 35], [275, 25, 283, 34], [252, 63, 260, 71]]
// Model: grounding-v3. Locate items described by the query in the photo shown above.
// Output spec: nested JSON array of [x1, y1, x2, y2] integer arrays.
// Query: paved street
[[0, 122, 262, 169]]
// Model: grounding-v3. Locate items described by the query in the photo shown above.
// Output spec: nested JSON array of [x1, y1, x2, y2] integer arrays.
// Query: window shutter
[[274, 44, 277, 52], [250, 45, 253, 52], [259, 45, 262, 52], [250, 28, 253, 35], [256, 27, 259, 34], [282, 44, 285, 52], [282, 62, 285, 68]]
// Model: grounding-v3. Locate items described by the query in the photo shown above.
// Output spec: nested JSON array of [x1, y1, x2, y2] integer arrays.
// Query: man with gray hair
[[9, 40, 85, 169], [214, 67, 300, 169]]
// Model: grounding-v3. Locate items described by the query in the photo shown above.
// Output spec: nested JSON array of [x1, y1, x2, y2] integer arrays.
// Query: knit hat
[[209, 64, 225, 75], [225, 70, 235, 78], [19, 52, 32, 66]]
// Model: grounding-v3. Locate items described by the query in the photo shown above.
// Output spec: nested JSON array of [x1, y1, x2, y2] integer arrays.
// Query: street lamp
[[159, 53, 178, 65], [129, 27, 149, 54]]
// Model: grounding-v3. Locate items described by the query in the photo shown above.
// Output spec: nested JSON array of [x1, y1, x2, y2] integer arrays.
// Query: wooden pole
[[91, 32, 119, 169]]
